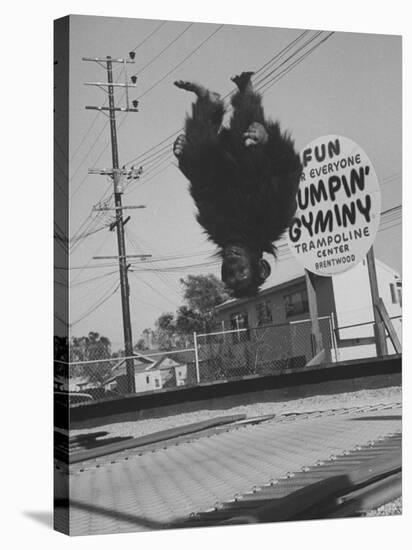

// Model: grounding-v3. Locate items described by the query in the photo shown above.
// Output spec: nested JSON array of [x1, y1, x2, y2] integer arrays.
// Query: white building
[[103, 355, 163, 394], [216, 256, 401, 367]]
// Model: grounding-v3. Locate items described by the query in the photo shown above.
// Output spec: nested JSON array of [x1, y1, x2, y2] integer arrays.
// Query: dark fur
[[177, 84, 302, 293]]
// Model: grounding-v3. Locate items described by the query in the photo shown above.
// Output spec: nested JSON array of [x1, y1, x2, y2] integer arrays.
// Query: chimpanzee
[[173, 71, 302, 298]]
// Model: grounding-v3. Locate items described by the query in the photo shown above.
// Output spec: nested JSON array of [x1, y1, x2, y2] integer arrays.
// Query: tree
[[69, 332, 112, 382], [177, 274, 229, 333], [135, 338, 147, 351], [138, 274, 229, 351], [153, 312, 178, 350], [156, 312, 175, 331], [175, 305, 204, 334]]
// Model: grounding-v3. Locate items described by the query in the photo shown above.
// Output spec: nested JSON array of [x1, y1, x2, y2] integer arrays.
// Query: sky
[[54, 15, 402, 349]]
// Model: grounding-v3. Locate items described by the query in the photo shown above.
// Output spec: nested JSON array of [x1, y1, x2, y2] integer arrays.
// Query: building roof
[[103, 354, 159, 385], [152, 356, 181, 370], [217, 275, 305, 311]]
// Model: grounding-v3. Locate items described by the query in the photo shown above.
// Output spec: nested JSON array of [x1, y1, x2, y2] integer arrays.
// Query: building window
[[284, 290, 309, 318], [155, 378, 160, 388], [146, 375, 150, 384], [256, 301, 272, 326], [396, 282, 402, 307], [230, 312, 250, 344], [390, 283, 397, 304]]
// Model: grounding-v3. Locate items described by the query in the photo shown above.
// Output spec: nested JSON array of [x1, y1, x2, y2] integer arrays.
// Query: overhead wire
[[138, 24, 224, 99], [130, 22, 194, 78], [129, 270, 180, 308], [70, 282, 120, 327], [121, 29, 334, 190], [69, 22, 194, 236], [253, 31, 324, 88], [129, 20, 168, 53], [125, 229, 183, 301], [69, 21, 168, 171], [256, 32, 335, 94]]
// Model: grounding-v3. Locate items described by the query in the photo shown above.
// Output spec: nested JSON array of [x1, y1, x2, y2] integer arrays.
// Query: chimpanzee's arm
[[176, 94, 226, 181]]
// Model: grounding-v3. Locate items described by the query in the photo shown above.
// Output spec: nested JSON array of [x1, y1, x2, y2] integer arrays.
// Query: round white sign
[[287, 135, 381, 276]]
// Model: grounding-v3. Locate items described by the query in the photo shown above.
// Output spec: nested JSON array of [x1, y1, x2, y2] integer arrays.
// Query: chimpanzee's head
[[221, 243, 271, 298]]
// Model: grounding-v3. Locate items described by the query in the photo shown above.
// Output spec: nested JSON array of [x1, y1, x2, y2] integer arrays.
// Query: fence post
[[330, 312, 340, 362], [193, 331, 200, 384]]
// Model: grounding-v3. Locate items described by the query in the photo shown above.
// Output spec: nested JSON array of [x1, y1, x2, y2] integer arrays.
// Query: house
[[152, 355, 191, 387], [54, 374, 97, 392], [103, 354, 163, 394], [215, 257, 401, 369]]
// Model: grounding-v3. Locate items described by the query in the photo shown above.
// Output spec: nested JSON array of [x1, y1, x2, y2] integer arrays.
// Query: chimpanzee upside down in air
[[173, 71, 302, 298]]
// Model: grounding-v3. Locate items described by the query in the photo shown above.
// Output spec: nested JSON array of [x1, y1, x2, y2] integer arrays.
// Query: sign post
[[366, 246, 388, 356]]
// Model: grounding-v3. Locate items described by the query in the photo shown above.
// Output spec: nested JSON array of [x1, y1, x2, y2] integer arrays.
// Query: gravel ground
[[365, 497, 402, 517], [71, 385, 401, 440]]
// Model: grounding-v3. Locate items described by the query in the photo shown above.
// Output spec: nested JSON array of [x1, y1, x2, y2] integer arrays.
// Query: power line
[[55, 269, 118, 288], [68, 22, 168, 176], [70, 282, 120, 327], [129, 20, 168, 53], [121, 30, 329, 173], [127, 31, 335, 195], [70, 113, 100, 162], [72, 269, 119, 287], [257, 32, 335, 94], [253, 30, 324, 88], [70, 230, 112, 284], [125, 229, 183, 301], [253, 30, 310, 81], [126, 158, 172, 194], [70, 120, 109, 189], [132, 23, 194, 78], [60, 204, 402, 272], [122, 33, 335, 195], [129, 270, 180, 308], [138, 25, 224, 99]]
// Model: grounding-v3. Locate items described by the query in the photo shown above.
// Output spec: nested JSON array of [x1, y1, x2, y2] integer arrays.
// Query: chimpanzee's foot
[[173, 134, 186, 159], [243, 122, 268, 147], [174, 80, 221, 103], [231, 71, 255, 93]]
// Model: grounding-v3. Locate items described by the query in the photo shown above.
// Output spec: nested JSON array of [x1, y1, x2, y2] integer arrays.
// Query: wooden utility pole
[[366, 246, 388, 356], [83, 54, 149, 394]]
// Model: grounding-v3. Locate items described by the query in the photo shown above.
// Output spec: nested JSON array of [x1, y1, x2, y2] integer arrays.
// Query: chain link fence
[[54, 314, 401, 404], [195, 316, 334, 383], [54, 348, 198, 403]]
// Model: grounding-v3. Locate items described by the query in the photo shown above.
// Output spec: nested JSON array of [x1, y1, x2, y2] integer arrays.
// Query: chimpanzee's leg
[[173, 80, 225, 179], [229, 72, 268, 147]]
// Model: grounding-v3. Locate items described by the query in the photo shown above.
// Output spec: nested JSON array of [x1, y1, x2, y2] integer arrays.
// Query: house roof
[[152, 356, 187, 370], [103, 363, 161, 385], [103, 354, 159, 385], [217, 275, 305, 311]]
